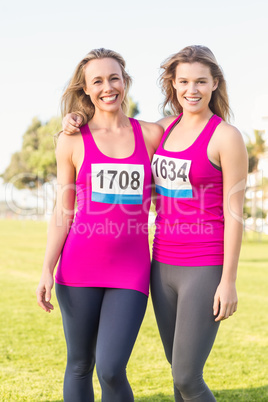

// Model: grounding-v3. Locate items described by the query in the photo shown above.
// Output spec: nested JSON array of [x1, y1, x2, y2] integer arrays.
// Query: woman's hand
[[36, 272, 55, 313], [213, 280, 238, 322], [62, 113, 83, 135]]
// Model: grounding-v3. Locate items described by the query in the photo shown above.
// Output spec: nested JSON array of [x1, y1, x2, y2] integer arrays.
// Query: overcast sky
[[1, 0, 268, 178]]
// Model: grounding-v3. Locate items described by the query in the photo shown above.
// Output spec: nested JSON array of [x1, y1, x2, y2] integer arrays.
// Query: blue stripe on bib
[[92, 192, 143, 204], [155, 185, 193, 199]]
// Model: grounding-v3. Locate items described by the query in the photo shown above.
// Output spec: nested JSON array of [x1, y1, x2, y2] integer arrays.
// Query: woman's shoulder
[[138, 119, 164, 150], [215, 120, 247, 156], [156, 115, 179, 131], [215, 120, 244, 143], [56, 131, 82, 159], [138, 119, 163, 131]]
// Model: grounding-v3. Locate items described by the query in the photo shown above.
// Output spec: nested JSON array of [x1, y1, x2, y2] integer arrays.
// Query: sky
[[1, 0, 268, 179]]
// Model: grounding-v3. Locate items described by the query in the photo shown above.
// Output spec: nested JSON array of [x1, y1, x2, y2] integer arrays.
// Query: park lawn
[[0, 219, 267, 401]]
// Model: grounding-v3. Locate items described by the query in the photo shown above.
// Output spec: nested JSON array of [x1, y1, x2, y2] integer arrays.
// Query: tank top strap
[[79, 124, 87, 136], [80, 124, 94, 152], [129, 118, 150, 162], [159, 113, 183, 147], [197, 114, 222, 149]]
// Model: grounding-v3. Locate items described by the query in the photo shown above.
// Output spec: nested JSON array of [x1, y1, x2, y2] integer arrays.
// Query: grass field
[[0, 219, 267, 401]]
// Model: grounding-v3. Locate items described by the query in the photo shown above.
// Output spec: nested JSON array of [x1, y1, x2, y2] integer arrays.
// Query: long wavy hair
[[159, 45, 232, 121], [61, 48, 132, 124]]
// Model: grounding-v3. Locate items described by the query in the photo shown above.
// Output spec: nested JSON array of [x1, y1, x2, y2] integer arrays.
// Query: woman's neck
[[180, 109, 213, 128], [89, 109, 129, 130]]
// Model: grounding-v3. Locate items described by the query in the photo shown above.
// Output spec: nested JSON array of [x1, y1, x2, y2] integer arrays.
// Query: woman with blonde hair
[[63, 45, 248, 401], [36, 48, 162, 402]]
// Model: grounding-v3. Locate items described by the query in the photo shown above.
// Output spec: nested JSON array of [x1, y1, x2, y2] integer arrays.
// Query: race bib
[[152, 155, 193, 198], [91, 163, 144, 204]]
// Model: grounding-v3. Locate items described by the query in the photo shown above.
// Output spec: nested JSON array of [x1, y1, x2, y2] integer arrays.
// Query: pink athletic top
[[55, 118, 152, 295], [152, 114, 224, 266]]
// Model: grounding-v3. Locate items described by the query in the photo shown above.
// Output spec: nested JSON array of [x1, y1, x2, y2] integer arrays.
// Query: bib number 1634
[[152, 157, 188, 182], [151, 155, 192, 198]]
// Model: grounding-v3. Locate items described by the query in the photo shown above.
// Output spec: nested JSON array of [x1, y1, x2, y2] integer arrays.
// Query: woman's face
[[173, 62, 218, 114], [83, 57, 125, 113]]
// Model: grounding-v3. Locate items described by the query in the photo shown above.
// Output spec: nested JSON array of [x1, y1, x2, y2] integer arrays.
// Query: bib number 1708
[[96, 169, 141, 190]]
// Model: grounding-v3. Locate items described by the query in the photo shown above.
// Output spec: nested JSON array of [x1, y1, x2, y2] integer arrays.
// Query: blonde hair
[[61, 48, 132, 124], [159, 45, 232, 122]]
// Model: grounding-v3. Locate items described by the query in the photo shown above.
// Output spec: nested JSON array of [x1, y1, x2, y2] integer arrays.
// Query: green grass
[[0, 220, 267, 401]]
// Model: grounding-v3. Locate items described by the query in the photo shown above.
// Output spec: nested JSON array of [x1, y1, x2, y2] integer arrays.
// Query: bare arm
[[213, 124, 248, 322], [148, 116, 178, 205], [139, 120, 163, 160], [137, 121, 163, 208], [36, 134, 76, 312]]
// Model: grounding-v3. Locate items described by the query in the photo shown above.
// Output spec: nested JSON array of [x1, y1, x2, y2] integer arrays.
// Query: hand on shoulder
[[62, 112, 83, 135]]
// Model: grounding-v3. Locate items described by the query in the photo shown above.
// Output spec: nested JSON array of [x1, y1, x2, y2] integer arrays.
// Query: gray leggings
[[151, 260, 222, 402]]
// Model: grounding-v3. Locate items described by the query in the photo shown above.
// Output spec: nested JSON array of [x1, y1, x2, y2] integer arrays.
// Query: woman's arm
[[62, 113, 170, 140], [213, 124, 248, 322], [156, 115, 178, 131], [36, 134, 76, 312], [139, 120, 163, 159]]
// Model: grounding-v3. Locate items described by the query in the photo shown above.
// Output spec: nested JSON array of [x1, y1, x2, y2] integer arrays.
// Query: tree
[[127, 96, 139, 118], [1, 117, 61, 189], [244, 129, 267, 232], [246, 129, 266, 173]]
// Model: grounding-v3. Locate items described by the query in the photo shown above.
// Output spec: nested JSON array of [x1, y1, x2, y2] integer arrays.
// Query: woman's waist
[[155, 213, 224, 226], [155, 195, 223, 218], [154, 219, 224, 241], [70, 216, 149, 239]]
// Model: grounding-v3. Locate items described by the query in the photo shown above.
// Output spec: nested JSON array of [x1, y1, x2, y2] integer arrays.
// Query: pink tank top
[[152, 114, 224, 266], [55, 118, 152, 295]]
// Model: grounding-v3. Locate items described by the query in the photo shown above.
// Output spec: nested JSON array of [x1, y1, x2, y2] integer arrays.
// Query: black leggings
[[56, 284, 148, 402], [151, 260, 222, 402]]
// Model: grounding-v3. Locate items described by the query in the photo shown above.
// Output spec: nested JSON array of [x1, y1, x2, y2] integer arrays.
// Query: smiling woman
[[160, 45, 230, 121], [83, 58, 125, 107], [172, 63, 218, 114], [36, 48, 163, 402], [150, 45, 248, 402], [61, 48, 133, 124]]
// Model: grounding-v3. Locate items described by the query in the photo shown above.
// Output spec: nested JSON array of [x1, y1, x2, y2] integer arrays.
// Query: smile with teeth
[[185, 97, 201, 102], [101, 95, 118, 102]]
